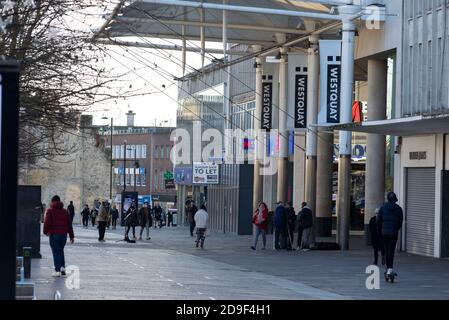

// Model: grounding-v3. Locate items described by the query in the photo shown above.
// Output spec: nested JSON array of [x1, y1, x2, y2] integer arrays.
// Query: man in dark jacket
[[369, 208, 385, 265], [186, 201, 198, 236], [285, 202, 296, 250], [298, 202, 313, 250], [124, 201, 138, 241], [43, 195, 75, 277], [274, 202, 287, 250], [80, 204, 90, 228], [67, 201, 75, 223], [377, 192, 403, 277]]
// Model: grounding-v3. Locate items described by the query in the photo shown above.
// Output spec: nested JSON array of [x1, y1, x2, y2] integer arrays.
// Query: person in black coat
[[67, 201, 75, 223], [80, 205, 90, 228], [369, 208, 385, 265], [285, 202, 296, 250], [297, 202, 313, 250], [124, 201, 138, 241], [377, 192, 404, 276]]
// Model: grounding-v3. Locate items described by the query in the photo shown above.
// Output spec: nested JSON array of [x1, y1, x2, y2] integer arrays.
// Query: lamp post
[[123, 140, 127, 192], [102, 117, 114, 200]]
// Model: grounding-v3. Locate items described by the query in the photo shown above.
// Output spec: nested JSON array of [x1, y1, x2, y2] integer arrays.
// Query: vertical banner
[[287, 53, 308, 130], [318, 40, 342, 124], [261, 75, 273, 131]]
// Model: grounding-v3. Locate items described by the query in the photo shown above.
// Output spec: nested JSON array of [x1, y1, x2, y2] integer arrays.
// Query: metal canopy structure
[[97, 0, 338, 46], [315, 114, 449, 136]]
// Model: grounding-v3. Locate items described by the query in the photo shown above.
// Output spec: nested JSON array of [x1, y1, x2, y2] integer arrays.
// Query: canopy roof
[[97, 0, 341, 46]]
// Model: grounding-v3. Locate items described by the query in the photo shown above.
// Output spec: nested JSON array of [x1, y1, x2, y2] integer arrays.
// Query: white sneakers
[[386, 268, 394, 275], [52, 271, 61, 277]]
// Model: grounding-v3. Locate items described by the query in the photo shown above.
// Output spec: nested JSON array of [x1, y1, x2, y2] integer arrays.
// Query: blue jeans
[[49, 234, 67, 272], [253, 227, 266, 248]]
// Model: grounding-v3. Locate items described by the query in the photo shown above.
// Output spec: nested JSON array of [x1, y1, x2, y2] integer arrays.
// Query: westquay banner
[[318, 40, 342, 124], [287, 53, 308, 130], [261, 76, 273, 131]]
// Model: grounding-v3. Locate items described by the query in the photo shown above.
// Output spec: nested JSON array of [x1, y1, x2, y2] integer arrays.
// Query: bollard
[[22, 247, 32, 279]]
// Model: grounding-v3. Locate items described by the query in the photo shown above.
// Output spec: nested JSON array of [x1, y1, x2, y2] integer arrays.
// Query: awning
[[314, 114, 449, 136], [97, 0, 336, 45]]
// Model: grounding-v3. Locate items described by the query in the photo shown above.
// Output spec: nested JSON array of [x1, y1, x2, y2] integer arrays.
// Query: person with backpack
[[377, 192, 404, 282], [43, 195, 75, 277], [298, 202, 313, 251], [97, 200, 110, 242], [251, 202, 269, 250]]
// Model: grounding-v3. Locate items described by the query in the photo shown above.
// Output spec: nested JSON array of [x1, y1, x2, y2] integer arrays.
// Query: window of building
[[154, 146, 159, 159], [142, 145, 147, 158], [136, 144, 142, 159], [141, 173, 146, 187], [154, 170, 158, 190], [160, 171, 164, 190]]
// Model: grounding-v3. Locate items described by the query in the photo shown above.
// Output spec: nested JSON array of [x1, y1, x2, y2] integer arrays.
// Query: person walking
[[167, 210, 173, 227], [298, 202, 313, 251], [81, 204, 90, 228], [273, 202, 287, 250], [285, 202, 296, 251], [97, 201, 110, 242], [369, 208, 385, 266], [377, 192, 403, 282], [124, 201, 138, 242], [138, 202, 152, 240], [251, 202, 268, 250], [154, 203, 162, 228], [194, 205, 209, 249], [67, 201, 75, 224], [186, 201, 198, 237], [110, 204, 119, 230], [43, 195, 75, 277], [90, 206, 98, 228]]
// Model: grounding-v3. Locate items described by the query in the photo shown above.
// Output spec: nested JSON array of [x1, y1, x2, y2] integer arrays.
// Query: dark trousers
[[372, 237, 385, 265], [382, 234, 398, 269], [49, 234, 67, 272], [287, 226, 295, 249], [297, 227, 304, 248], [168, 218, 173, 227], [112, 217, 118, 229], [189, 221, 196, 236], [82, 216, 89, 227], [125, 225, 136, 238], [274, 226, 287, 249], [98, 221, 107, 240], [91, 217, 96, 227]]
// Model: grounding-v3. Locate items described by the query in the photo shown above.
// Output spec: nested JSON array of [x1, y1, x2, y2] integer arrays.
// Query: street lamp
[[102, 116, 113, 200], [123, 139, 127, 192]]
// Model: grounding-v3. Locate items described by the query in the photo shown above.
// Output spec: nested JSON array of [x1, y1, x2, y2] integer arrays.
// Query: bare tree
[[0, 0, 153, 165]]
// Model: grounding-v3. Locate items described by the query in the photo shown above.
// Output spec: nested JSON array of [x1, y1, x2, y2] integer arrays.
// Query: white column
[[253, 45, 264, 210], [336, 4, 359, 250], [305, 35, 319, 244], [277, 45, 289, 203]]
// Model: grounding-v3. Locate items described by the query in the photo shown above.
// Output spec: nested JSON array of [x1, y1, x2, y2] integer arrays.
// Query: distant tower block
[[126, 110, 136, 127]]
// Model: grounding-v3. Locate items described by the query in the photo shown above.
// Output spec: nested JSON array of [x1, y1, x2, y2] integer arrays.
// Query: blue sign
[[174, 167, 193, 185], [138, 195, 152, 206]]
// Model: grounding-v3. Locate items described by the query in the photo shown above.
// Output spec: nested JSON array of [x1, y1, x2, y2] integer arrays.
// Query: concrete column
[[336, 4, 359, 250], [293, 133, 306, 211], [305, 36, 320, 244], [364, 59, 387, 244], [277, 45, 289, 203], [253, 47, 264, 211], [316, 129, 334, 237]]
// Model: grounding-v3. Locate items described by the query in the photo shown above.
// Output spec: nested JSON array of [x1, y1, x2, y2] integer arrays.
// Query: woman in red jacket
[[251, 202, 269, 250], [43, 195, 75, 277]]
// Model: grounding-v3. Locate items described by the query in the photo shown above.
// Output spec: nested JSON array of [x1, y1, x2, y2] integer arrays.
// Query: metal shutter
[[406, 168, 435, 257]]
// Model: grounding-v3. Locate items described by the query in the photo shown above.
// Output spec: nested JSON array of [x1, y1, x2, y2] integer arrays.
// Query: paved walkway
[[32, 224, 449, 300]]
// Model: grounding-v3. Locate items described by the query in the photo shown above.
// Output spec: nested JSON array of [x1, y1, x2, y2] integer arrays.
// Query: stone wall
[[19, 116, 110, 223]]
